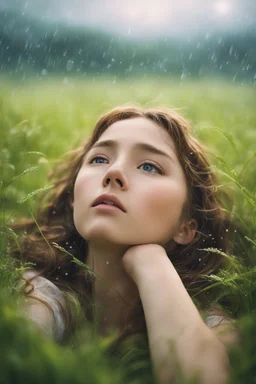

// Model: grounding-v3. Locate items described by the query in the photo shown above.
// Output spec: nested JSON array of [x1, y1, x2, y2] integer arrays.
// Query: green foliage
[[0, 76, 256, 382]]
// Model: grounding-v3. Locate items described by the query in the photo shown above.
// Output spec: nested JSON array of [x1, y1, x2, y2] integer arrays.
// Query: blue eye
[[89, 156, 162, 174], [90, 156, 107, 164], [140, 163, 162, 174]]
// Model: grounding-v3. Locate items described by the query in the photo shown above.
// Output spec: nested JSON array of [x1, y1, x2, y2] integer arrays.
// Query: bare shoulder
[[20, 269, 66, 342], [205, 309, 241, 349]]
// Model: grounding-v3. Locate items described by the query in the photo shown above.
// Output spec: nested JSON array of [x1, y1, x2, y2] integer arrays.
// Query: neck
[[86, 242, 140, 337]]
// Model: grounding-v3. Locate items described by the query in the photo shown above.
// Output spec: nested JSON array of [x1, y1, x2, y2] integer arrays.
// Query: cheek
[[73, 172, 94, 201], [142, 182, 187, 226]]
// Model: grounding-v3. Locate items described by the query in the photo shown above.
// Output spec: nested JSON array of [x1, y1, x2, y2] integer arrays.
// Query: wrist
[[122, 244, 169, 284]]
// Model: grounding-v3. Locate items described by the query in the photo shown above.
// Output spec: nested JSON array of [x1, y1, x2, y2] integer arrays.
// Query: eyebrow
[[90, 139, 175, 162]]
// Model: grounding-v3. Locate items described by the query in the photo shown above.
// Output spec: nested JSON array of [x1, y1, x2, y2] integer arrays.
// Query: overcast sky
[[1, 0, 255, 38]]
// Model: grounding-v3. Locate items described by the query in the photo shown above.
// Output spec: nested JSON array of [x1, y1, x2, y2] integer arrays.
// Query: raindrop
[[225, 229, 229, 232], [69, 246, 73, 249], [66, 60, 74, 71], [199, 258, 201, 262], [65, 272, 69, 276]]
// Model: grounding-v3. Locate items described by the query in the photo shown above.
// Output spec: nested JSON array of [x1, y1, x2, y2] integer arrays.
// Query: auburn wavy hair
[[11, 106, 232, 348]]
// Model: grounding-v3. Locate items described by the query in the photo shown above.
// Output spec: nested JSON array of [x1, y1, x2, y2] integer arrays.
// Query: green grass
[[0, 74, 256, 383]]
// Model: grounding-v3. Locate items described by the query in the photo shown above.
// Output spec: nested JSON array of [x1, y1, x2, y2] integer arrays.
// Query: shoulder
[[20, 269, 66, 342], [204, 310, 240, 348]]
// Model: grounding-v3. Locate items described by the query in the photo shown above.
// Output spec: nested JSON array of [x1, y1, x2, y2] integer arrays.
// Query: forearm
[[135, 256, 230, 384]]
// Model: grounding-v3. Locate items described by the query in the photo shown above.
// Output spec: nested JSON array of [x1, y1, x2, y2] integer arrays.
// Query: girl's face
[[73, 117, 190, 248]]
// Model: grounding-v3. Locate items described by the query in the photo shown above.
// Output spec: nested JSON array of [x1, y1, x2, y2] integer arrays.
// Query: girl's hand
[[122, 244, 170, 284]]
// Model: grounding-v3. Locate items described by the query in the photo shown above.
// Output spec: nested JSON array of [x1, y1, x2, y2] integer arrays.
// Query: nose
[[102, 164, 128, 190]]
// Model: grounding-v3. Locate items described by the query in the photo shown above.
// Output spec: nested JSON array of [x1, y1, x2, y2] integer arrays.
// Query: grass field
[[0, 75, 256, 383]]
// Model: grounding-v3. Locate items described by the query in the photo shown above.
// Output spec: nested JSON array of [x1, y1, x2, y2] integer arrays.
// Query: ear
[[173, 220, 197, 245]]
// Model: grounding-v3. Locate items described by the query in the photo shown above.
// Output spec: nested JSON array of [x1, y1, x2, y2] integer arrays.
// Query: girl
[[12, 106, 239, 383]]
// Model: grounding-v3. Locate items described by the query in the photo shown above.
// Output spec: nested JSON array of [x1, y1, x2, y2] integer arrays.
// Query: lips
[[92, 193, 126, 212]]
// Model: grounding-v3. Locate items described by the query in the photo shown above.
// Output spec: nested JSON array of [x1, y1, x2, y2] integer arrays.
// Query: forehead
[[99, 117, 176, 153]]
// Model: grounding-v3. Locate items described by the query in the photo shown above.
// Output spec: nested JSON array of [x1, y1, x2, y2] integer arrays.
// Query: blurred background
[[1, 0, 256, 82]]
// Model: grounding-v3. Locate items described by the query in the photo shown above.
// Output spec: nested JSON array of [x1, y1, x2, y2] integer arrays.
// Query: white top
[[21, 270, 228, 343]]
